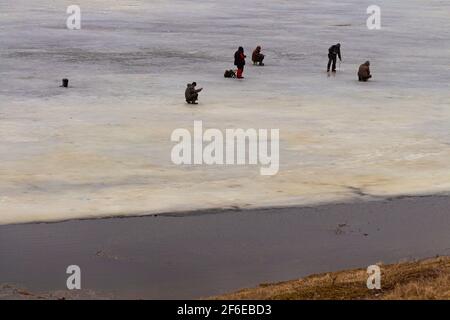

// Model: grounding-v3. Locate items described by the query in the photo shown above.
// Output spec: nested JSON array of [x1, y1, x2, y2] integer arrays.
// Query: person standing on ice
[[234, 47, 246, 79], [185, 82, 203, 104], [327, 43, 342, 73], [358, 61, 372, 82], [252, 46, 265, 66]]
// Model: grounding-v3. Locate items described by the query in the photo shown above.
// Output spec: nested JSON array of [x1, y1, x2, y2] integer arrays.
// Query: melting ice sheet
[[1, 0, 450, 224]]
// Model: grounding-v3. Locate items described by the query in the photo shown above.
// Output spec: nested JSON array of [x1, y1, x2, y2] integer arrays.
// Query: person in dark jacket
[[185, 82, 203, 104], [234, 47, 246, 79], [252, 46, 265, 66], [327, 43, 342, 73], [358, 61, 372, 81]]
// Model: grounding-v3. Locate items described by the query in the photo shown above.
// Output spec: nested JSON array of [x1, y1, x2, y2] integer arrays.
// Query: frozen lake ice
[[1, 0, 450, 224]]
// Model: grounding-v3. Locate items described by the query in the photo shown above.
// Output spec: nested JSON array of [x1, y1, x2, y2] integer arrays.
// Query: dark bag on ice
[[224, 69, 236, 78]]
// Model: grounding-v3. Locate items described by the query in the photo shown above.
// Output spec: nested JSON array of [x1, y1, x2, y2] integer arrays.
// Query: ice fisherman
[[234, 47, 246, 79], [358, 61, 372, 82], [327, 43, 342, 73], [185, 82, 203, 104], [252, 46, 265, 66]]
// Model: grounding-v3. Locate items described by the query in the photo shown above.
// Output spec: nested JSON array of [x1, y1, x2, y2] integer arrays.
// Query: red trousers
[[237, 67, 244, 78]]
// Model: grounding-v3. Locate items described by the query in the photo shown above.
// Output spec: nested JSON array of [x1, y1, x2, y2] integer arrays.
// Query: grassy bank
[[213, 256, 450, 300]]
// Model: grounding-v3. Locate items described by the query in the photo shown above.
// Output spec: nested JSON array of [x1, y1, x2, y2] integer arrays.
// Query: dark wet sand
[[1, 195, 450, 299]]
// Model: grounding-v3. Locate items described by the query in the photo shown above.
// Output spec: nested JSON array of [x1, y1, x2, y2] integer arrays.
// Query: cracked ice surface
[[1, 0, 450, 224]]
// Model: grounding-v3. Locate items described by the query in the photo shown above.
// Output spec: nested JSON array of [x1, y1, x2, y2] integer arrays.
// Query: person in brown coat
[[358, 61, 372, 81], [252, 46, 265, 66]]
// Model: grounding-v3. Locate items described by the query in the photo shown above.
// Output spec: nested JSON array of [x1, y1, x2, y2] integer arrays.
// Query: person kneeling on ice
[[327, 43, 342, 73], [252, 46, 265, 66], [358, 61, 372, 82], [234, 46, 246, 79], [185, 82, 203, 104]]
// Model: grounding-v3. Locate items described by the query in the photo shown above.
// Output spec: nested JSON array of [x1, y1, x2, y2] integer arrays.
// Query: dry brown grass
[[213, 256, 450, 300]]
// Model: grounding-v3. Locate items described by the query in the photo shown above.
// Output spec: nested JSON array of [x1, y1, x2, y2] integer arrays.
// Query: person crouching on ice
[[234, 46, 246, 79], [252, 46, 265, 66], [185, 82, 203, 104], [358, 61, 372, 82]]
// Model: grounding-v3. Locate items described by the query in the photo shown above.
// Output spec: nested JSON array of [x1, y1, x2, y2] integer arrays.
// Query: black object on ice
[[224, 69, 236, 78], [61, 78, 69, 88]]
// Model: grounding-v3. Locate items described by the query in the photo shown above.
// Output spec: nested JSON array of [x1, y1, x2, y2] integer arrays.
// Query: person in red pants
[[234, 46, 246, 79]]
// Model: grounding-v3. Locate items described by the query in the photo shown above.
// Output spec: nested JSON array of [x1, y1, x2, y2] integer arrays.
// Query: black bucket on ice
[[61, 78, 69, 88]]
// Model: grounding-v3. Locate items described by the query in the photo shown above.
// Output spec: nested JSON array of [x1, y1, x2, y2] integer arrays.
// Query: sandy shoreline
[[1, 194, 450, 299]]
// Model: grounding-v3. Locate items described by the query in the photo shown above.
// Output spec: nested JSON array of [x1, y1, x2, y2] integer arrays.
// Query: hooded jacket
[[234, 47, 246, 68], [185, 83, 201, 100], [252, 46, 262, 62], [358, 61, 371, 79], [328, 44, 342, 60]]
